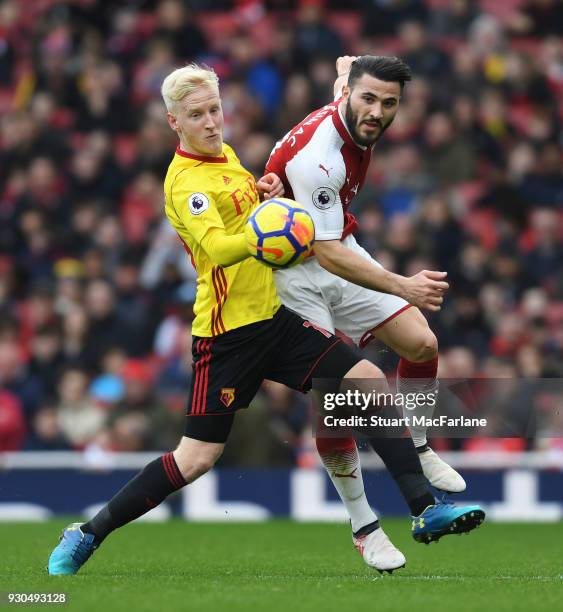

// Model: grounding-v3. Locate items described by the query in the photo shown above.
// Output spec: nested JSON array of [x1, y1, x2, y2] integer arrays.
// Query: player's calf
[[48, 435, 227, 574], [316, 435, 378, 534], [173, 434, 226, 483], [342, 358, 386, 381]]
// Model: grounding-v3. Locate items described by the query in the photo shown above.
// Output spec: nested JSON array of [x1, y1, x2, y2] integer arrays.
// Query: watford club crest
[[220, 388, 235, 408]]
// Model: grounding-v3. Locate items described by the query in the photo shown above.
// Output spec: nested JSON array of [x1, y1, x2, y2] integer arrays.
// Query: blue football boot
[[412, 502, 485, 544], [48, 523, 97, 575]]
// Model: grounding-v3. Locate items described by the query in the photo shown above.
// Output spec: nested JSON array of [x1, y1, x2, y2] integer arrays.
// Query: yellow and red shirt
[[164, 143, 280, 337]]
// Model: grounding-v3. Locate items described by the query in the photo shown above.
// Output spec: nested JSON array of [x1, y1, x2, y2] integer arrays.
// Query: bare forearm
[[316, 244, 405, 297], [333, 55, 358, 99], [315, 241, 449, 311], [333, 75, 348, 99]]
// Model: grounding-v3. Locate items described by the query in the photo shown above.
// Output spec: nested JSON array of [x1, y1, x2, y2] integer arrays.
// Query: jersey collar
[[334, 102, 368, 152], [175, 146, 228, 163]]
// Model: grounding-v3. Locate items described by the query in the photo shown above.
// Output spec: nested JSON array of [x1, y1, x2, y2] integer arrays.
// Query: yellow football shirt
[[164, 143, 280, 337]]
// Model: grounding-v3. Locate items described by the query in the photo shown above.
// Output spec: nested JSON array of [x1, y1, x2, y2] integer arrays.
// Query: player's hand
[[400, 270, 449, 312], [336, 55, 358, 77], [257, 172, 284, 200]]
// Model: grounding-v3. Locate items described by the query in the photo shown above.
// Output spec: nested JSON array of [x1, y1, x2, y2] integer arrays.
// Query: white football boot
[[352, 527, 406, 574], [418, 447, 466, 493]]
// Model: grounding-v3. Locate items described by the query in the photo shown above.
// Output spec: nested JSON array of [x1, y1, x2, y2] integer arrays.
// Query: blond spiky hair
[[161, 63, 219, 112]]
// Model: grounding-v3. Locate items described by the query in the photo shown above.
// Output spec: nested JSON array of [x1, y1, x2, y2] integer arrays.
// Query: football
[[245, 198, 315, 269]]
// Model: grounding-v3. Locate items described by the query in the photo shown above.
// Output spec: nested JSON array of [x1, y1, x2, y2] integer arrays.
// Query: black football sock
[[82, 452, 186, 544], [367, 437, 435, 516]]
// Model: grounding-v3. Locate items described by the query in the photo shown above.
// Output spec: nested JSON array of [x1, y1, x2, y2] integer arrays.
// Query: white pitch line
[[383, 575, 562, 582]]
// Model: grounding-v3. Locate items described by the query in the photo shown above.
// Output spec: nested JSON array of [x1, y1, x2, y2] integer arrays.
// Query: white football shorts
[[274, 234, 411, 347]]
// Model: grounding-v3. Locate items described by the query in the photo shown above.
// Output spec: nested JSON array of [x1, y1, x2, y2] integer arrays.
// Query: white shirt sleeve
[[285, 149, 345, 241]]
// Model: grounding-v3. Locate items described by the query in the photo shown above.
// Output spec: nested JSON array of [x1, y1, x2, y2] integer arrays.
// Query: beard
[[344, 102, 392, 147]]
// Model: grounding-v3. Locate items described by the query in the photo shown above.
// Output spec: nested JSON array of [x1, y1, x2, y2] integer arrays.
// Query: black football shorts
[[184, 306, 361, 442]]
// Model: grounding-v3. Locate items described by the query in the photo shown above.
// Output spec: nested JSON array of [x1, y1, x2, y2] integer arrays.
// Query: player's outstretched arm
[[200, 174, 284, 267], [200, 228, 251, 267], [314, 239, 448, 312], [333, 56, 358, 98], [203, 173, 284, 265]]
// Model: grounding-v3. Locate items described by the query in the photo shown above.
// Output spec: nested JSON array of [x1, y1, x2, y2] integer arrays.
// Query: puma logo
[[333, 468, 358, 479], [319, 163, 333, 177]]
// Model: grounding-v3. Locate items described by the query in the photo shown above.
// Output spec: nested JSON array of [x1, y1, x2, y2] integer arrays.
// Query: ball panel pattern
[[245, 198, 315, 269]]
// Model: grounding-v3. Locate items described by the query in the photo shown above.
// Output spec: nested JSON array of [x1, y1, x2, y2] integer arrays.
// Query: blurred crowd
[[0, 0, 561, 461]]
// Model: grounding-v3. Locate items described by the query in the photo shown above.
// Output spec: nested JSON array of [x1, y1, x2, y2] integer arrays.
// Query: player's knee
[[173, 440, 224, 483], [190, 455, 219, 480], [343, 359, 385, 379], [179, 454, 220, 482], [407, 331, 438, 362]]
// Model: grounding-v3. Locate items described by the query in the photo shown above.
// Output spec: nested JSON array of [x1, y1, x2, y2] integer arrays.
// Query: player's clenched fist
[[336, 55, 359, 76], [399, 270, 449, 312], [257, 172, 284, 200]]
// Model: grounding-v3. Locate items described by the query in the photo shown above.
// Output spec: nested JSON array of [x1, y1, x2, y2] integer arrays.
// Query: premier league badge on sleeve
[[312, 187, 336, 210], [188, 192, 210, 215]]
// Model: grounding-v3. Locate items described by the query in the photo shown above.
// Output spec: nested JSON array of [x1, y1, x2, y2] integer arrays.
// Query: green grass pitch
[[1, 520, 562, 612]]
